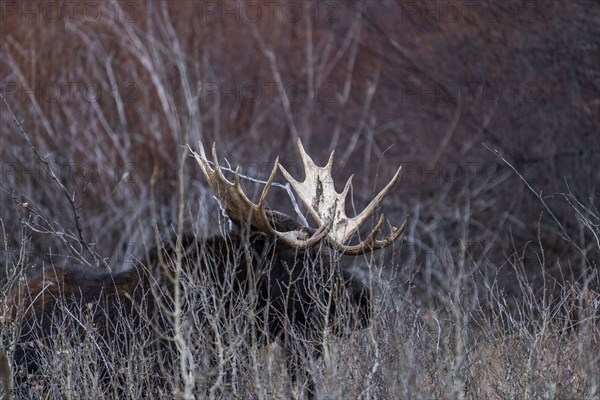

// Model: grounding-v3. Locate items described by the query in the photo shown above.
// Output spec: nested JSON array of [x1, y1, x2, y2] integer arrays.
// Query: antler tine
[[279, 139, 333, 227], [279, 138, 405, 254], [340, 164, 403, 243], [335, 216, 408, 255], [193, 142, 331, 249]]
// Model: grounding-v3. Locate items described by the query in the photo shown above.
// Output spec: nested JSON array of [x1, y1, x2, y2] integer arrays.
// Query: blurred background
[[1, 0, 598, 314]]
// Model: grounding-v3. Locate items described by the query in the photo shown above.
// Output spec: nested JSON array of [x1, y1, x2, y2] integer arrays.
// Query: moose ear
[[265, 210, 305, 232]]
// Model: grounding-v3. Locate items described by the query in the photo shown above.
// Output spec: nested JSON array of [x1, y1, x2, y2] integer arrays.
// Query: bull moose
[[1, 139, 406, 399]]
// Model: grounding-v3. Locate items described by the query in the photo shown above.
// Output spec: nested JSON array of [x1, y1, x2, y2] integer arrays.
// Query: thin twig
[[250, 26, 299, 141], [187, 146, 310, 227], [0, 93, 94, 258], [483, 143, 577, 249]]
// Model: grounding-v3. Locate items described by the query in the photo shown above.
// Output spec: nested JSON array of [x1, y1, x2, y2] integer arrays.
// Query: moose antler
[[192, 142, 331, 249], [279, 138, 406, 255]]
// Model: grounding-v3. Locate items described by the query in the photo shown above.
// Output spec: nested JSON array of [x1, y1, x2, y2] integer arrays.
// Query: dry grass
[[1, 227, 598, 399]]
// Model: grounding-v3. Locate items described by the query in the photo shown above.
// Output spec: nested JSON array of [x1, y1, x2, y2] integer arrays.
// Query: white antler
[[192, 142, 330, 249], [279, 138, 406, 255]]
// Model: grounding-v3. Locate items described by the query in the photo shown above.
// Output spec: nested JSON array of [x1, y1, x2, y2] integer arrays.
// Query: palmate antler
[[193, 140, 406, 255], [280, 139, 406, 255], [192, 142, 331, 249]]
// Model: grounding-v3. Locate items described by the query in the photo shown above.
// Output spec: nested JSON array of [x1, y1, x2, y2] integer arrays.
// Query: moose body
[[2, 139, 405, 399], [7, 215, 369, 398]]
